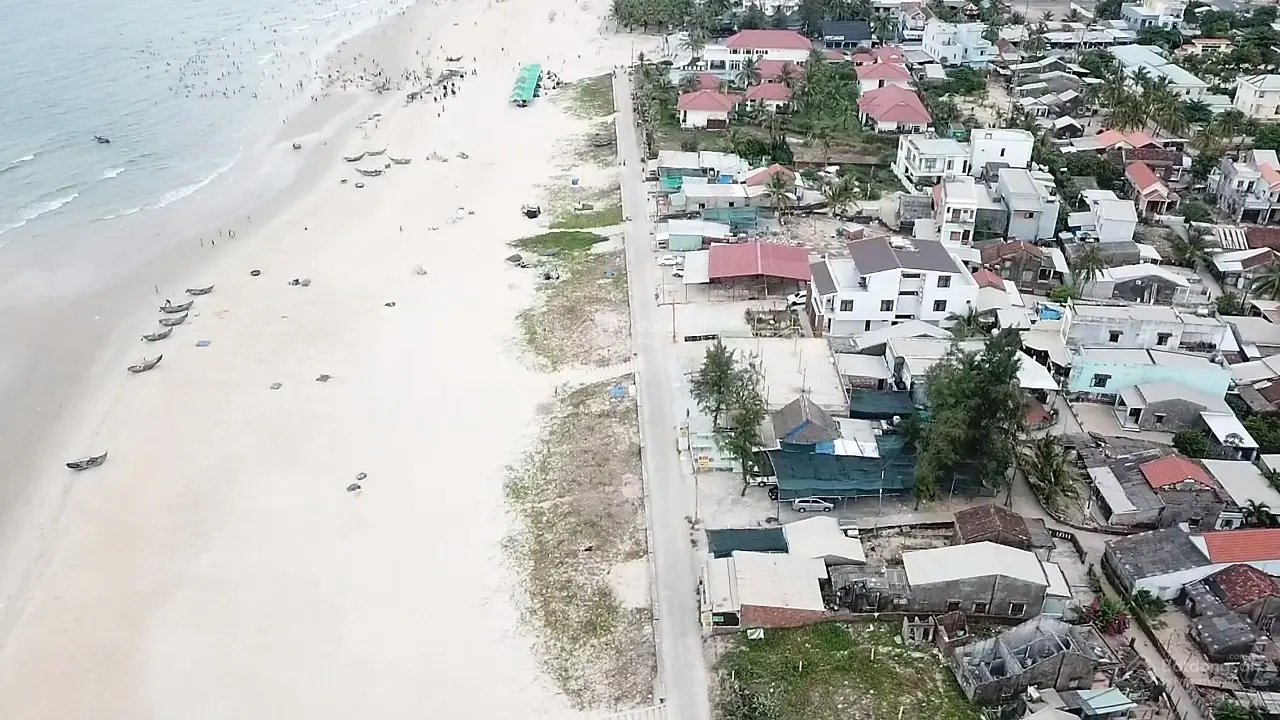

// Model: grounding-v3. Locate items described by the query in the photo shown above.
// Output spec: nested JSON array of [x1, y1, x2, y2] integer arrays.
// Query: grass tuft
[[566, 74, 616, 118], [515, 230, 608, 254]]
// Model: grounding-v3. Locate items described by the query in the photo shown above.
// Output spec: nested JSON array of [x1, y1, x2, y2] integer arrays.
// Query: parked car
[[786, 291, 807, 307], [791, 497, 833, 513], [656, 254, 681, 266], [672, 269, 685, 278], [749, 473, 777, 487]]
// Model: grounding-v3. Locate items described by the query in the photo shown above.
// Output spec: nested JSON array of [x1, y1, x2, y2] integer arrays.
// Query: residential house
[[1107, 146, 1187, 184], [885, 336, 1060, 407], [740, 163, 795, 188], [1070, 189, 1139, 245], [1201, 460, 1280, 526], [857, 85, 931, 133], [806, 236, 977, 336], [1068, 128, 1162, 155], [855, 61, 913, 94], [1188, 563, 1280, 637], [952, 504, 1055, 560], [947, 616, 1117, 704], [742, 83, 792, 113], [1225, 315, 1280, 360], [969, 129, 1035, 175], [676, 90, 736, 129], [1081, 263, 1201, 306], [1177, 37, 1234, 55], [658, 219, 732, 252], [851, 45, 906, 66], [921, 19, 995, 67], [701, 551, 829, 629], [898, 2, 927, 41], [993, 168, 1059, 242], [1217, 150, 1280, 225], [1235, 75, 1280, 121], [901, 542, 1068, 619], [981, 241, 1066, 295], [1110, 45, 1208, 98], [820, 20, 873, 49], [1066, 346, 1232, 398], [1111, 380, 1237, 434], [1105, 526, 1280, 599], [1121, 0, 1187, 30], [700, 30, 814, 73], [670, 182, 755, 212], [652, 150, 748, 192], [893, 134, 969, 191], [1124, 161, 1178, 217], [935, 176, 979, 245], [1062, 303, 1228, 353], [1090, 451, 1230, 530], [1212, 248, 1280, 293]]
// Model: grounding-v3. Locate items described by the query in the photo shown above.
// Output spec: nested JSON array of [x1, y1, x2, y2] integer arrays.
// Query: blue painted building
[[1066, 347, 1231, 398]]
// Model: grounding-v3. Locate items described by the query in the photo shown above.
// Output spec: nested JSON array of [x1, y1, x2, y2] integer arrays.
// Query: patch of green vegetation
[[503, 379, 653, 708], [568, 74, 616, 118], [514, 230, 607, 254], [515, 248, 629, 370], [720, 622, 980, 720], [550, 204, 624, 230]]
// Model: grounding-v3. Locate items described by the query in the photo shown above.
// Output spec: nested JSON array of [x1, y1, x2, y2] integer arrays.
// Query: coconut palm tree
[[1212, 109, 1250, 157], [945, 306, 993, 339], [1250, 262, 1280, 301], [1040, 10, 1054, 23], [1073, 245, 1107, 290], [737, 56, 762, 88], [764, 171, 793, 221], [1170, 225, 1213, 268], [1065, 7, 1082, 21], [678, 74, 701, 94], [777, 62, 798, 89], [682, 32, 707, 62], [1244, 500, 1276, 527], [872, 13, 899, 43], [1020, 435, 1082, 513], [822, 177, 854, 217]]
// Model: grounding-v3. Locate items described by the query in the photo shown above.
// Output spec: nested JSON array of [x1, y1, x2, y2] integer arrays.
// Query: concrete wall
[[960, 649, 1100, 704], [908, 575, 1046, 618], [1124, 397, 1209, 432], [1155, 485, 1226, 530], [740, 604, 828, 629]]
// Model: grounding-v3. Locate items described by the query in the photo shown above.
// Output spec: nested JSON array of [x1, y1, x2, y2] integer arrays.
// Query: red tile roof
[[822, 49, 847, 61], [856, 62, 912, 82], [857, 86, 931, 125], [875, 45, 906, 64], [1201, 528, 1280, 563], [743, 164, 795, 186], [1125, 161, 1164, 196], [693, 73, 721, 91], [708, 242, 811, 282], [744, 84, 792, 102], [980, 240, 1042, 264], [677, 90, 736, 112], [757, 60, 800, 79], [1139, 455, 1211, 490], [972, 268, 1005, 290], [1260, 163, 1280, 189], [725, 29, 813, 51], [1206, 564, 1280, 608]]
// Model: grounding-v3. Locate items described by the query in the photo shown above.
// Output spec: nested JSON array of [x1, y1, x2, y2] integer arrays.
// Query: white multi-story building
[[700, 29, 813, 72], [1217, 149, 1280, 224], [1121, 0, 1187, 30], [807, 236, 977, 336], [921, 20, 995, 67], [1235, 75, 1280, 121], [969, 129, 1034, 175], [893, 135, 969, 192], [936, 176, 979, 245], [994, 168, 1059, 242], [1074, 190, 1139, 244]]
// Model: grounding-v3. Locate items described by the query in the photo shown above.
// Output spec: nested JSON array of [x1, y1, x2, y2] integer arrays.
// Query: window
[[865, 320, 873, 332], [945, 600, 962, 612], [880, 300, 894, 312], [1090, 373, 1111, 388], [902, 272, 921, 279], [1037, 267, 1052, 281], [1154, 413, 1166, 427], [1156, 332, 1172, 346], [999, 148, 1007, 157], [972, 601, 989, 615], [1108, 331, 1122, 343], [839, 299, 854, 312], [1008, 601, 1027, 617], [937, 276, 951, 288], [933, 299, 947, 312]]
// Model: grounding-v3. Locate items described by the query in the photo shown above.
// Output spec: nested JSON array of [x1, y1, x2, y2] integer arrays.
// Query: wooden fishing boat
[[366, 147, 387, 157], [160, 299, 194, 313], [142, 327, 173, 342], [389, 157, 411, 165], [355, 167, 384, 177], [186, 285, 214, 296], [66, 451, 108, 470], [158, 313, 188, 327], [94, 135, 111, 144], [343, 152, 366, 162], [127, 355, 162, 373]]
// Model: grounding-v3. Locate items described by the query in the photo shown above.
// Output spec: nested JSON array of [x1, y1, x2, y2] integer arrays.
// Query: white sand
[[0, 0, 658, 715]]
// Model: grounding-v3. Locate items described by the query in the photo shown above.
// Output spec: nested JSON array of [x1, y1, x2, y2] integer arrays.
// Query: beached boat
[[127, 355, 163, 373], [389, 157, 411, 165], [366, 147, 387, 157], [94, 135, 111, 144], [158, 313, 188, 327], [292, 142, 302, 150], [66, 451, 108, 470], [160, 299, 194, 313], [141, 327, 173, 342], [186, 284, 214, 296], [343, 152, 366, 162], [355, 167, 384, 177]]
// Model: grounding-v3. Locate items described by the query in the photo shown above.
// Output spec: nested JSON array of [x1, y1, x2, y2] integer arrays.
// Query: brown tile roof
[[677, 90, 736, 112], [1206, 563, 1280, 608], [972, 267, 1005, 290], [1139, 455, 1211, 490], [1247, 226, 1280, 251], [953, 504, 1031, 546], [1202, 529, 1280, 563], [980, 241, 1042, 265]]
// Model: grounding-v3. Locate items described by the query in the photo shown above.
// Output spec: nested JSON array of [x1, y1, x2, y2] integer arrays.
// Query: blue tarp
[[705, 528, 788, 558], [848, 390, 917, 420]]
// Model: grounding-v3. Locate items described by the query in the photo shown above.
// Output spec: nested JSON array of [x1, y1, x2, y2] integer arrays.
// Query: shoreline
[[0, 0, 661, 713]]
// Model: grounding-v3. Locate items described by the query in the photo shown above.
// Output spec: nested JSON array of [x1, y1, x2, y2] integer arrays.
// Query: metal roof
[[847, 236, 964, 274], [902, 541, 1048, 587], [1105, 527, 1208, 579], [707, 242, 810, 281]]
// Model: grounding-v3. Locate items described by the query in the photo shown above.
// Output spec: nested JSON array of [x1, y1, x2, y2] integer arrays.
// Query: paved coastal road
[[613, 71, 713, 720]]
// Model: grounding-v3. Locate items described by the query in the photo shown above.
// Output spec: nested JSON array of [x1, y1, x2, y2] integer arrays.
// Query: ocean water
[[0, 0, 409, 248]]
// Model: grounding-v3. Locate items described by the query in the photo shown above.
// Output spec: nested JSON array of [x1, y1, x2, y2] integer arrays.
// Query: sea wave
[[147, 154, 240, 211], [0, 191, 80, 236], [0, 153, 36, 174], [101, 167, 126, 180], [100, 206, 144, 221]]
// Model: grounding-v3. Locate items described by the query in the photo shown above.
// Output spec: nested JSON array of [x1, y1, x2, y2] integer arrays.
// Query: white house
[[1217, 149, 1280, 224], [969, 129, 1034, 175], [1235, 75, 1280, 121], [701, 29, 814, 73], [936, 176, 980, 245], [1072, 189, 1139, 244], [676, 91, 736, 129], [1121, 0, 1187, 30], [807, 236, 977, 336], [893, 134, 970, 192], [921, 20, 995, 67], [1110, 45, 1208, 99], [994, 168, 1059, 242]]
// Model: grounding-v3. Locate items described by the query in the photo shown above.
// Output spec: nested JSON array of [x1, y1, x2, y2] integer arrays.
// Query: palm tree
[[678, 74, 701, 94], [1251, 262, 1280, 301], [1020, 435, 1082, 512], [682, 32, 707, 62], [1245, 500, 1276, 528], [822, 177, 854, 216], [872, 13, 899, 43], [1212, 109, 1249, 157], [1040, 10, 1054, 23], [945, 306, 993, 338], [1127, 589, 1167, 621], [1265, 468, 1280, 492], [1170, 225, 1212, 268], [1073, 245, 1107, 290], [777, 62, 798, 89], [1065, 7, 1082, 21], [737, 57, 762, 88], [764, 171, 793, 221]]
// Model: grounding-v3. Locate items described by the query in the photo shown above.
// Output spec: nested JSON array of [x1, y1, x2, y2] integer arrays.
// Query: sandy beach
[[0, 0, 655, 715]]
